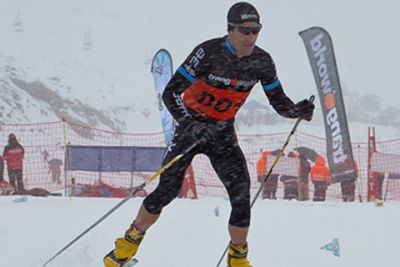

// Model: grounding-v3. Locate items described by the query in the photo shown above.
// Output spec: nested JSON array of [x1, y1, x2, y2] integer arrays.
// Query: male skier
[[104, 2, 314, 267]]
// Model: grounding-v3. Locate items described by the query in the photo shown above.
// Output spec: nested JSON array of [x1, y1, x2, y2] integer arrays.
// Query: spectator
[[298, 154, 311, 201], [48, 158, 63, 184], [310, 156, 331, 201], [3, 133, 25, 194], [42, 149, 49, 168], [280, 151, 299, 200], [0, 155, 4, 182], [256, 150, 279, 199], [341, 160, 358, 202]]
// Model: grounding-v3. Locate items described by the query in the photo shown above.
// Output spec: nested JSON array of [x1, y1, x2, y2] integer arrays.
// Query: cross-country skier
[[104, 2, 314, 267]]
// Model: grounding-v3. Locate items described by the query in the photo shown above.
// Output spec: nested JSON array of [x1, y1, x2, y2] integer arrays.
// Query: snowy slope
[[1, 196, 399, 267]]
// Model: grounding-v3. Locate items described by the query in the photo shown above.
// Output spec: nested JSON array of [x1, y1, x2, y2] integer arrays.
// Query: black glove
[[295, 99, 315, 121], [187, 121, 217, 144]]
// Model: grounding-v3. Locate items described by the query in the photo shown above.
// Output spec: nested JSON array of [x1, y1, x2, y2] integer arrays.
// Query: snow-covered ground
[[1, 195, 399, 267]]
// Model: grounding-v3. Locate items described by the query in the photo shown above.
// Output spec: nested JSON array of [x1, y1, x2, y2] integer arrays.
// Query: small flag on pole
[[321, 238, 340, 257]]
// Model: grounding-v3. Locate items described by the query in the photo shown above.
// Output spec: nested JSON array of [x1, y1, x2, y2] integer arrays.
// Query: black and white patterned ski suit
[[143, 36, 298, 227]]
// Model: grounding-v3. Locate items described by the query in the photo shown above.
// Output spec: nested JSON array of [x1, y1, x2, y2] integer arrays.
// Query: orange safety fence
[[0, 120, 398, 201]]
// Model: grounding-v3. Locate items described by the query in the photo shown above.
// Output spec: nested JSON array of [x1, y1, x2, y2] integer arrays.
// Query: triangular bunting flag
[[12, 195, 28, 203], [320, 238, 340, 257]]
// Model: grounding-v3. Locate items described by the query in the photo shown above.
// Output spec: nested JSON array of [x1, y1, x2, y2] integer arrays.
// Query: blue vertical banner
[[299, 26, 356, 183], [151, 49, 175, 145]]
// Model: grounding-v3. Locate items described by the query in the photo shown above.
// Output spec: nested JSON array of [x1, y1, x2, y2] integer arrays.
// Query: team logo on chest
[[208, 73, 257, 88]]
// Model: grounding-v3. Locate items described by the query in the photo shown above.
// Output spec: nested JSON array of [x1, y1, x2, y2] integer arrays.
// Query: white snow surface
[[1, 196, 399, 267]]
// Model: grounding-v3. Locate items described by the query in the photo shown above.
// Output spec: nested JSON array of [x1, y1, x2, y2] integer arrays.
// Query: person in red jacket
[[310, 156, 331, 201], [3, 133, 25, 194]]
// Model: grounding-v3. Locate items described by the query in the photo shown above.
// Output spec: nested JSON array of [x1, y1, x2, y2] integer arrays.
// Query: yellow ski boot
[[104, 223, 145, 267], [227, 242, 253, 267]]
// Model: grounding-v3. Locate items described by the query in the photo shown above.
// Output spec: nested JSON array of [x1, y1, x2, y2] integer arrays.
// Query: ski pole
[[43, 141, 198, 267], [215, 95, 315, 267]]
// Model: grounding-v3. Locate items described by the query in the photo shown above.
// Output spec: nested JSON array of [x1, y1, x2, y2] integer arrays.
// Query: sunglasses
[[230, 23, 262, 35]]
